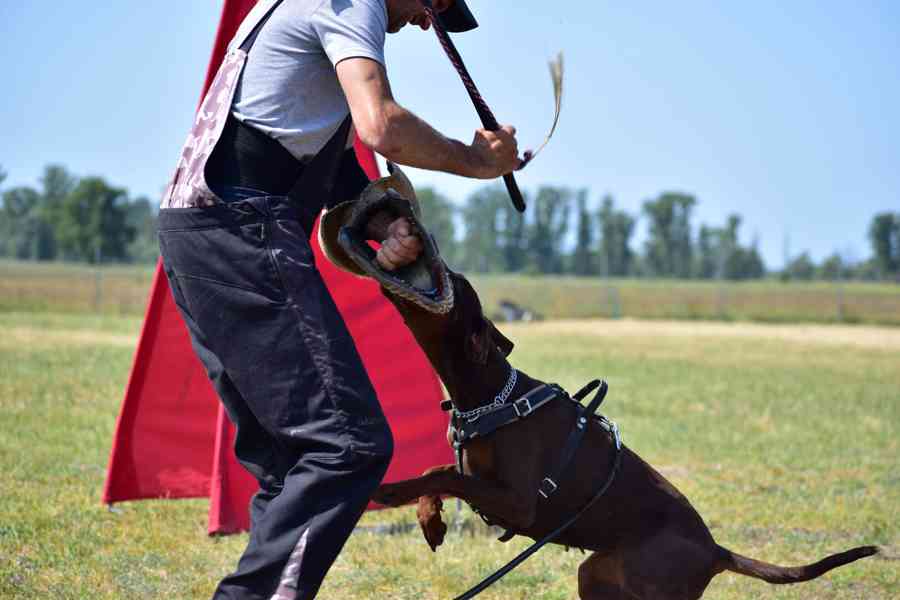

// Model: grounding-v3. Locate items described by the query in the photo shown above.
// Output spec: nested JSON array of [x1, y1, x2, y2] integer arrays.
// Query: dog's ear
[[466, 316, 492, 365], [467, 317, 514, 364], [488, 319, 514, 357], [454, 271, 510, 363]]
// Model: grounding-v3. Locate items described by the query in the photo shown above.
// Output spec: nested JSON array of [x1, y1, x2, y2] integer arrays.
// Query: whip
[[422, 1, 563, 212]]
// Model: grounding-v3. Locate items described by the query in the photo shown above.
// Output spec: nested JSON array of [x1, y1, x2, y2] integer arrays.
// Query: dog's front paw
[[372, 482, 417, 507], [417, 495, 447, 552]]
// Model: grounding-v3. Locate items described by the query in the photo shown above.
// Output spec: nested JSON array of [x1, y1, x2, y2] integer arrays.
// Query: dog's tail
[[717, 544, 878, 584]]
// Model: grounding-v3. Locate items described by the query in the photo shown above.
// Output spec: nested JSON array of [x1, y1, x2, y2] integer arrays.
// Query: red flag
[[103, 0, 450, 534]]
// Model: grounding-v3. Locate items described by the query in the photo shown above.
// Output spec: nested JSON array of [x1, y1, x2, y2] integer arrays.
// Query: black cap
[[426, 1, 479, 33]]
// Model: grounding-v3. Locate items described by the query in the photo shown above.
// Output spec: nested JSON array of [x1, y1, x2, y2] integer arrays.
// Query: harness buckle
[[513, 397, 534, 418], [611, 421, 622, 450], [538, 477, 558, 499]]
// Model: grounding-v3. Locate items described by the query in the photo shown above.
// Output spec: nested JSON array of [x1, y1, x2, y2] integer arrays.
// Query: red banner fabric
[[102, 0, 450, 534]]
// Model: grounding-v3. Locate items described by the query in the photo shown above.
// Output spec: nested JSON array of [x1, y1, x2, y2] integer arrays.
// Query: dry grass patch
[[2, 326, 137, 350], [519, 318, 900, 350]]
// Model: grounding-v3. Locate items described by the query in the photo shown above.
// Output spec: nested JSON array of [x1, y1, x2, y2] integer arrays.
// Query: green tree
[[499, 199, 527, 273], [415, 186, 459, 267], [849, 258, 880, 281], [527, 186, 571, 274], [126, 196, 160, 263], [35, 165, 77, 260], [1, 186, 41, 259], [597, 195, 635, 277], [571, 190, 596, 276], [0, 168, 8, 257], [720, 216, 741, 278], [459, 185, 506, 272], [696, 225, 717, 279], [818, 253, 849, 281], [56, 177, 135, 263], [694, 215, 765, 281], [642, 192, 696, 278], [724, 246, 765, 280], [868, 212, 899, 279], [784, 252, 816, 281]]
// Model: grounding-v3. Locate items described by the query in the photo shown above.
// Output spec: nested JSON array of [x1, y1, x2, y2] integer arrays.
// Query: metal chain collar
[[455, 368, 518, 423]]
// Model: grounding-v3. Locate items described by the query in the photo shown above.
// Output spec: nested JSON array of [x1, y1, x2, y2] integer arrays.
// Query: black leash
[[453, 381, 623, 600]]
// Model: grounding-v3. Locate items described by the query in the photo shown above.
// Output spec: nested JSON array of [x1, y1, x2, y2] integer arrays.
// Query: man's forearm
[[338, 57, 517, 180], [359, 100, 474, 177]]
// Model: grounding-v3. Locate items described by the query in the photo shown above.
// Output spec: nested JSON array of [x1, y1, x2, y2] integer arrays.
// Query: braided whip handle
[[423, 4, 527, 212]]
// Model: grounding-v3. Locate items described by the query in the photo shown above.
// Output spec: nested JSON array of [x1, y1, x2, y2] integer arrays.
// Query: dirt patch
[[512, 319, 900, 351]]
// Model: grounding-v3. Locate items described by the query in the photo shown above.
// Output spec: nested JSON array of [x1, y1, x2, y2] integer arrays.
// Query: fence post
[[717, 284, 727, 320], [835, 282, 845, 322], [607, 285, 621, 319], [94, 247, 103, 313], [94, 267, 103, 313]]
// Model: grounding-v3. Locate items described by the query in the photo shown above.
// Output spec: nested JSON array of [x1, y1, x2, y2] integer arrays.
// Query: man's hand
[[468, 125, 521, 179], [374, 217, 423, 271]]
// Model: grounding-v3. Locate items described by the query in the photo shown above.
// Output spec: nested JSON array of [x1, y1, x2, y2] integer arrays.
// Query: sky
[[2, 1, 898, 268]]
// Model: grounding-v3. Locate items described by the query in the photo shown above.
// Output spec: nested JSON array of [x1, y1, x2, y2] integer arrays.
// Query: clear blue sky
[[3, 1, 898, 267]]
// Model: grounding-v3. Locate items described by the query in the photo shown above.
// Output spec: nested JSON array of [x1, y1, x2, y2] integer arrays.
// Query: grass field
[[2, 259, 899, 325], [0, 311, 897, 599]]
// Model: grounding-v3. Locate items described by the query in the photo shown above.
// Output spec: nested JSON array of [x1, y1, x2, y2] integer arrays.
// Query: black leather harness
[[443, 373, 618, 493], [443, 373, 565, 476], [441, 374, 623, 600]]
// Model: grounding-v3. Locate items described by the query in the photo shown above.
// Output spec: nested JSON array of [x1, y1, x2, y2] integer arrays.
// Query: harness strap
[[237, 0, 283, 52], [450, 383, 563, 450], [212, 0, 356, 231], [454, 412, 624, 600], [445, 379, 618, 550], [539, 380, 608, 499]]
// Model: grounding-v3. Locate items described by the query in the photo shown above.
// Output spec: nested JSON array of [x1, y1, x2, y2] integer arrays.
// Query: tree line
[[434, 186, 765, 279], [1, 164, 898, 282], [419, 184, 899, 282], [0, 165, 157, 264]]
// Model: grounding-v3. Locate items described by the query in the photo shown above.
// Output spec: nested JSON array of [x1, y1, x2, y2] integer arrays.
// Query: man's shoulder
[[311, 0, 388, 31], [309, 0, 388, 66]]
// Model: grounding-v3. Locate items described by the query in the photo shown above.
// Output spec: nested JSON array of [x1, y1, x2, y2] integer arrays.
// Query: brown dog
[[318, 167, 878, 599], [368, 271, 877, 599]]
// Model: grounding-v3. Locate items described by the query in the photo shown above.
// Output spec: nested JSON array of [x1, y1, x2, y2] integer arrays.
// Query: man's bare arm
[[336, 57, 519, 180]]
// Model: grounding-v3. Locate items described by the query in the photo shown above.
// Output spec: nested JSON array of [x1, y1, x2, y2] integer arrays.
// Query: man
[[156, 1, 519, 599]]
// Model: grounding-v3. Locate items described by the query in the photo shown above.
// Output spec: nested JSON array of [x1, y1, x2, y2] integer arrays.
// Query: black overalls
[[157, 2, 393, 599]]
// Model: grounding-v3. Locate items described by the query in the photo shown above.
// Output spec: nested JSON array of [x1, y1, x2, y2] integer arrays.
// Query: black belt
[[206, 113, 305, 195], [207, 113, 371, 222]]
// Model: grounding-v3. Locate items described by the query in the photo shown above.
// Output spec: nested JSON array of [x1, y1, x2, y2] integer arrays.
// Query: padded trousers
[[158, 191, 394, 600]]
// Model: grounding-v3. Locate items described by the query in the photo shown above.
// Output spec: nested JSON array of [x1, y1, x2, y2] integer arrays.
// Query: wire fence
[[467, 275, 900, 326], [0, 261, 155, 316], [1, 261, 899, 326]]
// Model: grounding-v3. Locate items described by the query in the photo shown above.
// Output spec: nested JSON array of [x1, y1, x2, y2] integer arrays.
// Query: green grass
[[2, 259, 899, 325], [0, 312, 897, 599]]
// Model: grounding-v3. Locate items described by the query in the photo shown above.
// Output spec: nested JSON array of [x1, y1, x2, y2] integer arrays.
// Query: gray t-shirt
[[231, 0, 388, 161]]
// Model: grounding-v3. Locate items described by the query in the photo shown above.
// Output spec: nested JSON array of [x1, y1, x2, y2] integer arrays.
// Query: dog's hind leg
[[615, 532, 718, 600], [578, 552, 628, 600]]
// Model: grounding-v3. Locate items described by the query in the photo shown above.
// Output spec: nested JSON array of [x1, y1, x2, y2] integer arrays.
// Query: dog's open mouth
[[337, 188, 454, 314]]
